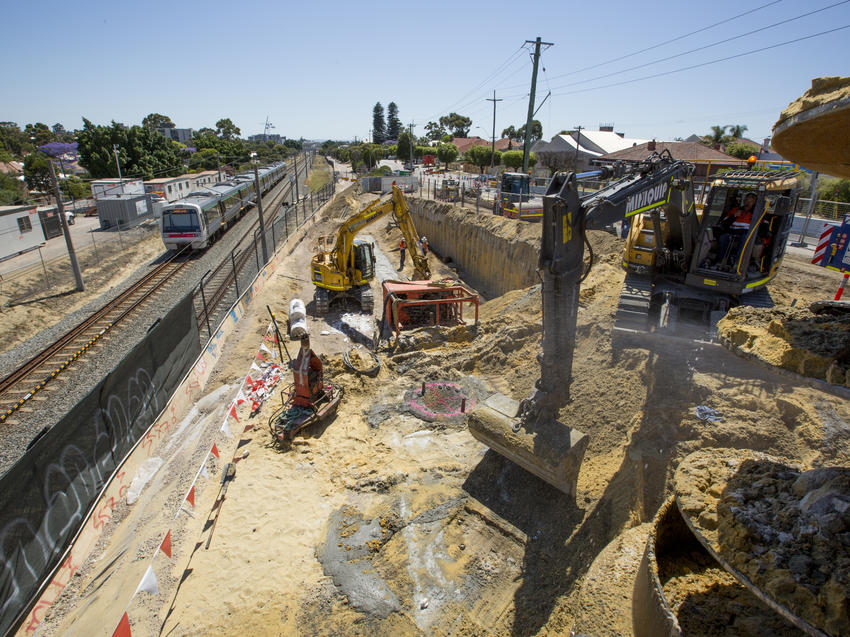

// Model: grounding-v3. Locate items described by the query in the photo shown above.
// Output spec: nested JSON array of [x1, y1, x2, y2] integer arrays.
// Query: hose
[[342, 346, 381, 376]]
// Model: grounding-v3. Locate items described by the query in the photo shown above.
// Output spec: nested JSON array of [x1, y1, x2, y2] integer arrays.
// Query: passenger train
[[160, 162, 287, 251]]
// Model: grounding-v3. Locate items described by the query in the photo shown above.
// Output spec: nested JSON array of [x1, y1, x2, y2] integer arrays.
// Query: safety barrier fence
[[6, 160, 338, 635], [0, 294, 200, 636]]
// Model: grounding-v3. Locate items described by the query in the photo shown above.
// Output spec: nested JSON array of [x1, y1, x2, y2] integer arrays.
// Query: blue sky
[[5, 0, 849, 144]]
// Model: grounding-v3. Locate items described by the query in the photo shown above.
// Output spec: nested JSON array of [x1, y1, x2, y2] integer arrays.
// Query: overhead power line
[[549, 23, 850, 97], [550, 0, 785, 81], [551, 0, 850, 90]]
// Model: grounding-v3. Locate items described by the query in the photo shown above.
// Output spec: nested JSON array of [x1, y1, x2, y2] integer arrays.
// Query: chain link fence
[[194, 173, 335, 343], [0, 223, 160, 305]]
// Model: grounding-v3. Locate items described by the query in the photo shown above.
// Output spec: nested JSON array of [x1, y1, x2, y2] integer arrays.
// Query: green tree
[[704, 125, 731, 147], [386, 102, 402, 140], [23, 152, 52, 195], [439, 113, 472, 138], [142, 113, 175, 130], [517, 120, 543, 143], [0, 122, 32, 157], [436, 143, 458, 170], [501, 125, 517, 140], [215, 118, 241, 140], [397, 131, 412, 164], [77, 118, 183, 179], [62, 176, 91, 200], [424, 121, 446, 141], [372, 103, 386, 143], [465, 145, 501, 173], [725, 142, 760, 160], [502, 150, 536, 171], [414, 145, 433, 159], [728, 124, 748, 139], [51, 123, 75, 143], [0, 171, 25, 205], [24, 123, 55, 147]]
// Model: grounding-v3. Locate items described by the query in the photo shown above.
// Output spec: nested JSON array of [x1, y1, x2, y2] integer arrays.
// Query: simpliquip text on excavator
[[310, 185, 430, 315], [469, 152, 799, 495]]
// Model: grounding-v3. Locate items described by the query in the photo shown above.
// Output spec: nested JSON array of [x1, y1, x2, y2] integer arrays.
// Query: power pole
[[294, 155, 300, 201], [113, 144, 124, 193], [573, 125, 584, 171], [216, 152, 223, 182], [253, 164, 269, 263], [522, 37, 553, 173], [408, 122, 415, 170], [486, 90, 503, 172], [49, 160, 84, 291]]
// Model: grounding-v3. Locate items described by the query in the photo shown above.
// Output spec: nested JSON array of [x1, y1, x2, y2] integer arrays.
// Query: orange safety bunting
[[185, 486, 195, 508], [112, 612, 131, 637], [159, 531, 172, 558], [229, 404, 239, 422], [211, 443, 220, 459]]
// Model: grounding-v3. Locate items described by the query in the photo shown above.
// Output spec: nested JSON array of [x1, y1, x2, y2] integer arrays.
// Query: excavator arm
[[329, 185, 430, 280], [532, 153, 695, 419], [469, 152, 694, 496]]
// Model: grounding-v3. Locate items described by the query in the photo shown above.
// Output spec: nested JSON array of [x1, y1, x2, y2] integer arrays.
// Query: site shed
[[96, 193, 155, 229], [0, 205, 45, 262]]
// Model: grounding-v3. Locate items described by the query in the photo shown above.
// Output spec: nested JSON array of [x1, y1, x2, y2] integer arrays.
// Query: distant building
[[158, 127, 194, 144], [95, 193, 156, 229], [450, 137, 517, 154], [0, 205, 44, 262], [248, 133, 284, 144], [90, 179, 145, 200], [143, 171, 221, 202], [533, 127, 649, 173]]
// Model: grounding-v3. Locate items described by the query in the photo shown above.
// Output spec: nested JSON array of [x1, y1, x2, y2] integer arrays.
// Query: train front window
[[163, 208, 200, 233]]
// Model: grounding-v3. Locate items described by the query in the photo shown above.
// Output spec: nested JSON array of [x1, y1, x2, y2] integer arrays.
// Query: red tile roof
[[598, 141, 738, 162]]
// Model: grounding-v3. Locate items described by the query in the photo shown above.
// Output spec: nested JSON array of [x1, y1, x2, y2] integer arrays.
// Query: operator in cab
[[716, 192, 757, 270]]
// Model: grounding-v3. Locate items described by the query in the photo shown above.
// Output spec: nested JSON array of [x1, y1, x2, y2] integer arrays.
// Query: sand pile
[[675, 448, 850, 636], [717, 305, 850, 386]]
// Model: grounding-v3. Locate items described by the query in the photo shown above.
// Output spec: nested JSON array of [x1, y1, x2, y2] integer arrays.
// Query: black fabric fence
[[0, 292, 200, 635]]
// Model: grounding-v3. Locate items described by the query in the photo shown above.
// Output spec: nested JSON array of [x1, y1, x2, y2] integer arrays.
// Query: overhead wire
[[419, 44, 526, 124], [548, 24, 850, 97], [549, 0, 850, 91], [549, 0, 785, 81]]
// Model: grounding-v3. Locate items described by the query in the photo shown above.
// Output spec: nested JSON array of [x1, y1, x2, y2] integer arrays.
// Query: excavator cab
[[687, 171, 798, 295]]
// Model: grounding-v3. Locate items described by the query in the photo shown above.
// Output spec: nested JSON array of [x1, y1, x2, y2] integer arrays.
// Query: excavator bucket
[[468, 393, 588, 497]]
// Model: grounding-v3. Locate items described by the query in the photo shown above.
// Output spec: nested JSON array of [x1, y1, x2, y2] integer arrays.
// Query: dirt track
[[38, 185, 850, 636]]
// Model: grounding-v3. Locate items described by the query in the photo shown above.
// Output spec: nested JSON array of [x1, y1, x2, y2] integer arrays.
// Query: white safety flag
[[134, 565, 159, 596]]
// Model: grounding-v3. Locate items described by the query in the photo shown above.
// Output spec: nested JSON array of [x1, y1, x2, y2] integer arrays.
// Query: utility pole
[[216, 152, 223, 182], [522, 37, 553, 173], [408, 122, 415, 170], [113, 144, 124, 193], [49, 160, 84, 291], [486, 91, 503, 172], [253, 164, 269, 263], [573, 125, 584, 171], [294, 155, 300, 201]]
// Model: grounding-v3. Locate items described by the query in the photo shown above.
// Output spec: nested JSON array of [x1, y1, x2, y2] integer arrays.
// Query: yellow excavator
[[469, 152, 799, 496], [311, 184, 430, 315]]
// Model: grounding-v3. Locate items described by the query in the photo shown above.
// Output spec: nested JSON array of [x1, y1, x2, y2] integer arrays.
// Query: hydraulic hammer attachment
[[468, 171, 591, 496]]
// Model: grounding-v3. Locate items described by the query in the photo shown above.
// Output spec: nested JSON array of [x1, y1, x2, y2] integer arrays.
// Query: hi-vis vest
[[729, 208, 752, 230]]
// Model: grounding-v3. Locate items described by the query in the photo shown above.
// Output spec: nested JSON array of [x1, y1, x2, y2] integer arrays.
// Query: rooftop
[[598, 141, 739, 162]]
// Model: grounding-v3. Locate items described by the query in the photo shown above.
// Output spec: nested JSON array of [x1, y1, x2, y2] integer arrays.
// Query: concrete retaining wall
[[408, 198, 540, 298]]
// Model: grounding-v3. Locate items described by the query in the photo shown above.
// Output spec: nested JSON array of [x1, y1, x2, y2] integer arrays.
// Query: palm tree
[[709, 125, 729, 145], [728, 124, 748, 139]]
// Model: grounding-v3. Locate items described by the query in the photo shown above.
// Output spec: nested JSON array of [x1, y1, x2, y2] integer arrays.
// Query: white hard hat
[[421, 236, 427, 242]]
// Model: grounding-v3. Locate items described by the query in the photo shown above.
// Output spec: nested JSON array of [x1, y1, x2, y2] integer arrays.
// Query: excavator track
[[614, 273, 653, 334]]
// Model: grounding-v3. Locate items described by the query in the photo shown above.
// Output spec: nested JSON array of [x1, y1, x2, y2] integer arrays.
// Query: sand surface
[[34, 186, 850, 636]]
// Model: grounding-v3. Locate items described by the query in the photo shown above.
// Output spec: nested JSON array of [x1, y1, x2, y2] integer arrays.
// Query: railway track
[[0, 247, 192, 424]]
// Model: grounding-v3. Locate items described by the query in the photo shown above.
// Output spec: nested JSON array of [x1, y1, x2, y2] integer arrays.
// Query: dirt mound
[[717, 305, 850, 386], [676, 448, 850, 636]]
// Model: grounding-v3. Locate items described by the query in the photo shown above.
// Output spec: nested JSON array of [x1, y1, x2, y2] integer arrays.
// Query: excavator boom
[[469, 153, 695, 496]]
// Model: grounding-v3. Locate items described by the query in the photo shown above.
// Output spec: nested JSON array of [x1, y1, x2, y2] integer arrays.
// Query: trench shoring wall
[[407, 198, 540, 298]]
